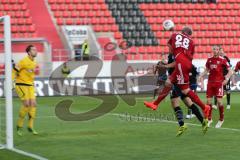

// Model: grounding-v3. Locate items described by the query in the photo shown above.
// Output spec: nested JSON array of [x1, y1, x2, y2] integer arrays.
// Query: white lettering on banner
[[126, 78, 138, 94], [76, 79, 89, 95], [103, 79, 112, 93], [44, 80, 54, 96], [0, 76, 240, 97], [114, 79, 126, 94], [91, 79, 99, 95], [56, 80, 75, 96], [34, 80, 44, 96], [236, 81, 240, 90]]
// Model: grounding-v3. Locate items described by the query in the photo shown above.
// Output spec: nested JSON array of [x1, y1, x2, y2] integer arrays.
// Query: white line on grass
[[110, 113, 240, 132], [12, 113, 240, 132], [11, 148, 48, 160]]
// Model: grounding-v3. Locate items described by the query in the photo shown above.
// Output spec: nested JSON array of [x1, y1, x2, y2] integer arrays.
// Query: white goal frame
[[0, 15, 13, 150], [0, 15, 47, 160]]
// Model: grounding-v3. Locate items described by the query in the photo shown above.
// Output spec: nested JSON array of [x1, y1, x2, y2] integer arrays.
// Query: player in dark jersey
[[199, 45, 232, 128], [160, 53, 207, 136], [153, 60, 168, 98], [213, 47, 231, 109], [234, 61, 240, 73]]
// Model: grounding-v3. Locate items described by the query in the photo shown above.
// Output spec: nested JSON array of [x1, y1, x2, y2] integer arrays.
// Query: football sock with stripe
[[190, 104, 203, 123], [174, 107, 184, 126], [208, 104, 213, 120], [218, 105, 224, 121]]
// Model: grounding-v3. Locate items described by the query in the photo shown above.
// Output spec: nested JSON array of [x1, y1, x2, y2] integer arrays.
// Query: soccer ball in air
[[163, 19, 175, 31]]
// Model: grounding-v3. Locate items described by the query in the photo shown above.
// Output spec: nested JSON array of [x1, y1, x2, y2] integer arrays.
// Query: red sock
[[187, 90, 206, 110], [208, 104, 213, 120], [153, 86, 172, 105], [219, 105, 224, 121]]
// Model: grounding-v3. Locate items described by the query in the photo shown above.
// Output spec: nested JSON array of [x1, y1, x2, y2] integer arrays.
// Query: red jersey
[[234, 61, 240, 72], [206, 56, 230, 82], [167, 32, 195, 63]]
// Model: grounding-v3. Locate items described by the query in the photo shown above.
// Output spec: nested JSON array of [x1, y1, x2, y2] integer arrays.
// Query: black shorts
[[224, 80, 231, 91], [170, 84, 197, 99], [170, 85, 182, 99]]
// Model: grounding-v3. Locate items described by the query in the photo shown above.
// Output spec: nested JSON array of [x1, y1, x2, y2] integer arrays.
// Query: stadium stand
[[0, 0, 240, 61], [47, 0, 240, 60], [0, 0, 37, 38]]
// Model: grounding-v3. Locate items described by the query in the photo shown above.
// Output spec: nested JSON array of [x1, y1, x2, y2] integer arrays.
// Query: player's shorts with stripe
[[169, 61, 192, 90], [170, 83, 197, 99], [223, 80, 231, 91], [15, 84, 35, 100], [206, 82, 223, 98]]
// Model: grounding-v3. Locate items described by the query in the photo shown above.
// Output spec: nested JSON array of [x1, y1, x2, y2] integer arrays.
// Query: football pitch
[[1, 93, 240, 160]]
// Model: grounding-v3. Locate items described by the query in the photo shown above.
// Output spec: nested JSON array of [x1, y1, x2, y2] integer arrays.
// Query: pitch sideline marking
[[11, 148, 48, 160]]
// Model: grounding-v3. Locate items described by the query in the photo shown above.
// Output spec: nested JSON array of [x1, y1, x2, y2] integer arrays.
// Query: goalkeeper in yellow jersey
[[13, 45, 38, 136]]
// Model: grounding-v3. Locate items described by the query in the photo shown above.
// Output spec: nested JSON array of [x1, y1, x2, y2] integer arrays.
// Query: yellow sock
[[17, 105, 28, 128], [28, 107, 36, 129]]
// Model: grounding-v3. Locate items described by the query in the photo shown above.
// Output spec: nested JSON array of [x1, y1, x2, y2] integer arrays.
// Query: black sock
[[214, 96, 217, 105], [227, 93, 230, 105], [174, 107, 184, 126], [187, 109, 192, 115], [190, 104, 204, 123]]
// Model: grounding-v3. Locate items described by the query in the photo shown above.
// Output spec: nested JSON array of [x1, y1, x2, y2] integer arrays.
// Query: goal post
[[0, 15, 13, 150]]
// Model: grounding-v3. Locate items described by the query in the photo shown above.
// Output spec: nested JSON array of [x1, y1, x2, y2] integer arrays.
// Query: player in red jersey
[[199, 45, 232, 128], [232, 61, 240, 86], [234, 61, 240, 73], [144, 26, 210, 119]]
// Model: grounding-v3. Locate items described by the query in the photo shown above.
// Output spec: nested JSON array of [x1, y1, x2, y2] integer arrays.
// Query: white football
[[163, 19, 175, 31]]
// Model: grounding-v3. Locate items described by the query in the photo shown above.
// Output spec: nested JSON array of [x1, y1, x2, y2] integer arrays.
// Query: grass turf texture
[[1, 93, 240, 160]]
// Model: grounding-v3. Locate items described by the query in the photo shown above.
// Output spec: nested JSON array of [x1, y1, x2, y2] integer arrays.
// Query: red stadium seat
[[57, 18, 63, 25], [68, 4, 74, 11], [44, 0, 240, 60], [62, 11, 69, 18]]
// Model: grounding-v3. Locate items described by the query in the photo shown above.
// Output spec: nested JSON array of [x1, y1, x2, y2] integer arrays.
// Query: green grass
[[1, 93, 240, 160]]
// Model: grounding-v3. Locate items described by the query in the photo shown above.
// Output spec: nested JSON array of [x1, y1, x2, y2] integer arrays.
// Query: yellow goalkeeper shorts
[[15, 85, 35, 100]]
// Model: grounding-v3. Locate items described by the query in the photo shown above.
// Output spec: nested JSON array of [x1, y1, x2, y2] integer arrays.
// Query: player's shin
[[227, 93, 230, 106], [174, 107, 184, 126], [17, 105, 28, 128], [28, 106, 36, 129], [153, 86, 172, 105], [208, 104, 213, 120], [218, 105, 224, 121], [186, 90, 206, 110], [190, 104, 203, 123]]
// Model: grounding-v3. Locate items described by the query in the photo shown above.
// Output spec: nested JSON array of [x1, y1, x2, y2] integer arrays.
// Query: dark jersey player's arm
[[223, 59, 233, 81]]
